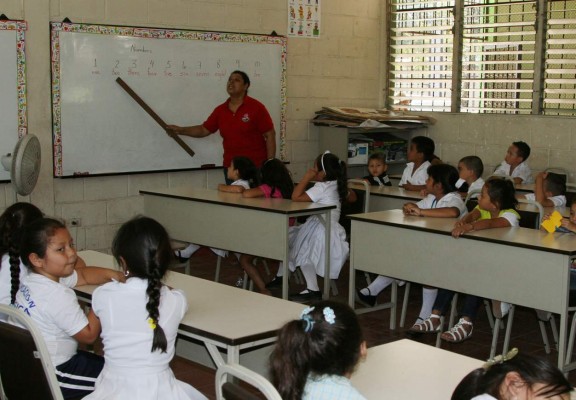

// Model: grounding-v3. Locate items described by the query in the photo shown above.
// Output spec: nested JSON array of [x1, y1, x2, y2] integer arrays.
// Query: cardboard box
[[348, 142, 369, 165]]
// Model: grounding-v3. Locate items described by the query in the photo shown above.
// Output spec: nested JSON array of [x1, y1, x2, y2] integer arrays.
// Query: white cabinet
[[318, 126, 425, 179]]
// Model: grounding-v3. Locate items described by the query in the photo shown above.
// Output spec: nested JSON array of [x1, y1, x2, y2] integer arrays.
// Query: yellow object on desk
[[542, 211, 564, 233]]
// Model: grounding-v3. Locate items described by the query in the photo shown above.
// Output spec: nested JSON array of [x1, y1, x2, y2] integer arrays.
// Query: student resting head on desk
[[411, 178, 519, 343], [451, 349, 572, 400], [239, 158, 295, 295], [493, 141, 533, 184], [270, 300, 367, 400], [14, 218, 124, 400], [357, 164, 468, 329]]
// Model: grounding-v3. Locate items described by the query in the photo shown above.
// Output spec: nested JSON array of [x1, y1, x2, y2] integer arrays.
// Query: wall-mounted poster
[[288, 0, 320, 38]]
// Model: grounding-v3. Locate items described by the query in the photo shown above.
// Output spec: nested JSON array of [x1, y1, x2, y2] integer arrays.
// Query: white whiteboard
[[0, 21, 27, 182], [51, 23, 286, 177]]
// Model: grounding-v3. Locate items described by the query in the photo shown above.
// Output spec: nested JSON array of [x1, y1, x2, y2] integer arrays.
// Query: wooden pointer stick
[[115, 77, 195, 157]]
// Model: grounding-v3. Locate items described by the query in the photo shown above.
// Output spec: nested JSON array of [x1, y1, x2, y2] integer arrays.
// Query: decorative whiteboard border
[[0, 20, 27, 138], [50, 22, 287, 177]]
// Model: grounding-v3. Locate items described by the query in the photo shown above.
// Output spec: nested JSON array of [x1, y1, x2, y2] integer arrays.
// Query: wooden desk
[[348, 182, 423, 212], [351, 340, 482, 400], [76, 250, 304, 369], [347, 210, 576, 370], [140, 187, 335, 299]]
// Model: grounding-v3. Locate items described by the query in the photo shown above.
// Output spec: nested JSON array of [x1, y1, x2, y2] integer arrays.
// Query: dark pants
[[433, 289, 483, 321], [56, 350, 104, 399]]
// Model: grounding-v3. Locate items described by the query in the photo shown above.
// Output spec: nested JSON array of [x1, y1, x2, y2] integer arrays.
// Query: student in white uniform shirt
[[451, 349, 571, 400], [356, 164, 467, 327], [493, 141, 533, 184], [518, 171, 566, 207], [13, 218, 124, 399], [398, 136, 437, 192], [456, 156, 485, 200], [85, 216, 207, 400]]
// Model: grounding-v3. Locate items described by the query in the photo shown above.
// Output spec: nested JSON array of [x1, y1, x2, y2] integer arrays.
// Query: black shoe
[[289, 289, 322, 303], [265, 276, 283, 289], [355, 289, 376, 307], [174, 250, 189, 263]]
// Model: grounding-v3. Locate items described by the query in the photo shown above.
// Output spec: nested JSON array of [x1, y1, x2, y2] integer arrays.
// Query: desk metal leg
[[323, 211, 331, 300], [206, 343, 226, 370], [282, 220, 290, 300], [349, 243, 356, 308]]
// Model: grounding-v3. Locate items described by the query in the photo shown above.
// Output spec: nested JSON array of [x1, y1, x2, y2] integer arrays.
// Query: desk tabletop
[[348, 182, 423, 201], [140, 187, 335, 215], [351, 340, 482, 400], [349, 209, 576, 255], [77, 251, 305, 346]]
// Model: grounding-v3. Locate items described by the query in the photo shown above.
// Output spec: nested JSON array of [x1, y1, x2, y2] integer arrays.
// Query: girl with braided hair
[[14, 217, 124, 399], [270, 300, 367, 400], [0, 202, 42, 320], [85, 216, 207, 400]]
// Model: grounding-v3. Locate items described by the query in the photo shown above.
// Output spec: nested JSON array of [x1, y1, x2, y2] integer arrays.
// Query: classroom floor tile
[[165, 248, 576, 400]]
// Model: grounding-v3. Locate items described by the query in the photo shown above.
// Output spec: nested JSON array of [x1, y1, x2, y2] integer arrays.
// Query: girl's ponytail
[[270, 320, 310, 400]]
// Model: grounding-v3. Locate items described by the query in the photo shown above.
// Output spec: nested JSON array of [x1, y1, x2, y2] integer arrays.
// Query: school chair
[[215, 363, 281, 400], [171, 240, 191, 275], [0, 304, 64, 400]]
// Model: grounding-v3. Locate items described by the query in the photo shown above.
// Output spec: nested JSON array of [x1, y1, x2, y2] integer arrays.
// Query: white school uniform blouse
[[524, 192, 567, 207], [12, 271, 85, 366], [87, 278, 206, 400], [493, 160, 533, 183], [469, 177, 485, 194], [416, 192, 468, 217], [399, 161, 431, 186]]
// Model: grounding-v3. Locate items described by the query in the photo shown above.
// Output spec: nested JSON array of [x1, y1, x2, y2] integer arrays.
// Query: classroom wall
[[424, 113, 576, 182], [0, 0, 382, 251]]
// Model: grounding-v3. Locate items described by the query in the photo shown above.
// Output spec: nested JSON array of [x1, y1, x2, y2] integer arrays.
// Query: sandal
[[409, 314, 441, 333], [441, 318, 473, 343]]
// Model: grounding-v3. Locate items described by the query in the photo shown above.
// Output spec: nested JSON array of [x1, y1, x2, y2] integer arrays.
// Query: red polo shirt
[[203, 96, 274, 167]]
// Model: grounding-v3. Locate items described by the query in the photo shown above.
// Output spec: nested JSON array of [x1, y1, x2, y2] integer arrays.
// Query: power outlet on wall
[[70, 218, 82, 227]]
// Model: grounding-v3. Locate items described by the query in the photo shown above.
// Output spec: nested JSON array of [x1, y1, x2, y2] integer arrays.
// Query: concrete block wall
[[2, 0, 383, 252], [426, 113, 576, 183]]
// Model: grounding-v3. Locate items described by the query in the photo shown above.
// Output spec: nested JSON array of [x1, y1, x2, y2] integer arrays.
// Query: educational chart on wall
[[288, 0, 321, 38], [51, 23, 286, 177], [0, 21, 27, 182]]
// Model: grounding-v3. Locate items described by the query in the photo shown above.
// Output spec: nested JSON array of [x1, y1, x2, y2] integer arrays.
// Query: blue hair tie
[[301, 314, 315, 333], [300, 306, 315, 333]]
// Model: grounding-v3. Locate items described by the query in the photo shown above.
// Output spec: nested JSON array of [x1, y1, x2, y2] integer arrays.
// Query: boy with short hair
[[398, 136, 436, 191], [493, 141, 533, 184], [363, 152, 391, 186], [456, 155, 485, 198], [520, 171, 567, 207]]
